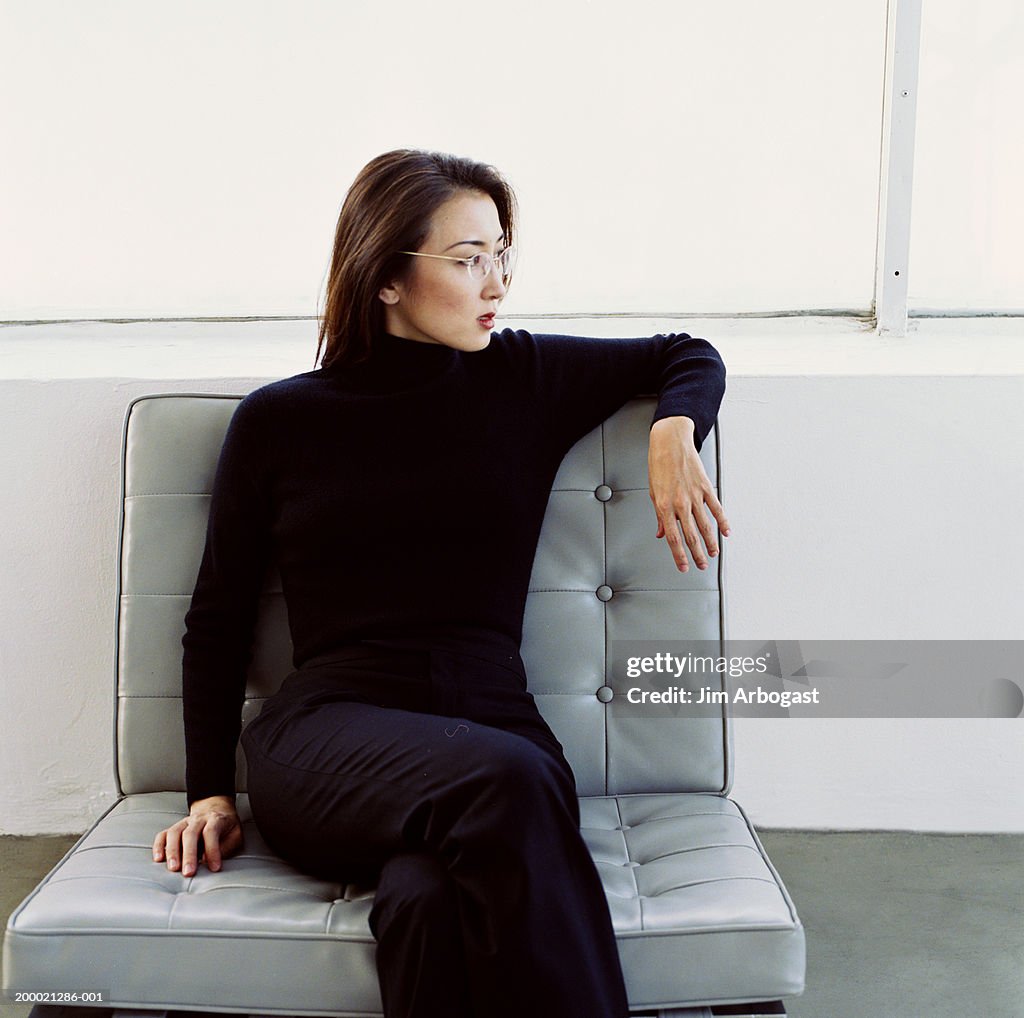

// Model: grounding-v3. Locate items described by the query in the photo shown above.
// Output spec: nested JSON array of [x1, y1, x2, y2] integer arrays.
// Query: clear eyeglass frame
[[396, 245, 517, 282]]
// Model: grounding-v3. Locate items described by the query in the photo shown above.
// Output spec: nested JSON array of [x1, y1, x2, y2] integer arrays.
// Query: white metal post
[[874, 0, 924, 336]]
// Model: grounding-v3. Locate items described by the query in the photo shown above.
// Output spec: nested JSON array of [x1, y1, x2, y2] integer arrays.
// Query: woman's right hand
[[152, 794, 243, 877]]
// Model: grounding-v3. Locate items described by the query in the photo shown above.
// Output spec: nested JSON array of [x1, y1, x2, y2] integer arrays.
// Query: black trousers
[[240, 637, 630, 1018]]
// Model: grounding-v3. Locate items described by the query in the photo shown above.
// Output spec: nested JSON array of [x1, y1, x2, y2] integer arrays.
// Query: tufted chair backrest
[[116, 394, 728, 801]]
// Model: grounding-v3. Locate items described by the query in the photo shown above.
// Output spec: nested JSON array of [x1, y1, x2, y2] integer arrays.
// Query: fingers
[[705, 488, 731, 537], [654, 487, 729, 573], [677, 512, 709, 571], [648, 427, 731, 572], [659, 507, 692, 573], [154, 819, 186, 871], [151, 817, 200, 875], [203, 826, 223, 873], [693, 499, 719, 559], [154, 809, 242, 877], [180, 821, 202, 877]]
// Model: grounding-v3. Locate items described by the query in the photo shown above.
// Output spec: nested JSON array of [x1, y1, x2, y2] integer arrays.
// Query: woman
[[153, 148, 729, 1018]]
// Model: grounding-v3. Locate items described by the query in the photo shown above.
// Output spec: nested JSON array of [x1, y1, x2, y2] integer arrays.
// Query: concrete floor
[[2, 830, 1022, 1017]]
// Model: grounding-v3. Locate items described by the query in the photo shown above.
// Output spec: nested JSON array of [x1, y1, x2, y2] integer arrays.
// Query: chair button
[[596, 584, 613, 602], [594, 484, 613, 502], [596, 685, 614, 703]]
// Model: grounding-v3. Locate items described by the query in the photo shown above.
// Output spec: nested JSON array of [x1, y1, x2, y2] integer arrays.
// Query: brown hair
[[314, 149, 519, 370]]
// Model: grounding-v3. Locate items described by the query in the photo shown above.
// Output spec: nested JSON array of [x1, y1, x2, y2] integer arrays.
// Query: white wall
[[1, 2, 1022, 834], [3, 0, 1017, 318], [913, 3, 1024, 309], [0, 0, 892, 319]]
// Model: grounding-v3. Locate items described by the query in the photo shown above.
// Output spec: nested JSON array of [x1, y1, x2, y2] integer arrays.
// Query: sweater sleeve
[[504, 329, 726, 454], [181, 391, 275, 808]]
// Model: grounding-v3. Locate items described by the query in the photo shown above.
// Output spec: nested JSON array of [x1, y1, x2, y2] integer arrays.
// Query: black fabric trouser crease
[[239, 640, 630, 1018]]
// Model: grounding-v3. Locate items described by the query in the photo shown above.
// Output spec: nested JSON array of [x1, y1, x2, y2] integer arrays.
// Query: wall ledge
[[1, 315, 1022, 380]]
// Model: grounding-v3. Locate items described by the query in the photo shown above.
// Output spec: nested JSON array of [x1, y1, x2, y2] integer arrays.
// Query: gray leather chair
[[4, 392, 805, 1017]]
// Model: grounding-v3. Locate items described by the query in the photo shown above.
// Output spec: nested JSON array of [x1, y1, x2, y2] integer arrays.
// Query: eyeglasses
[[396, 245, 517, 283]]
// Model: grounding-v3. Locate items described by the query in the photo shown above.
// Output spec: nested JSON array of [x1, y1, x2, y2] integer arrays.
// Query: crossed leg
[[242, 697, 629, 1018], [369, 849, 474, 1018]]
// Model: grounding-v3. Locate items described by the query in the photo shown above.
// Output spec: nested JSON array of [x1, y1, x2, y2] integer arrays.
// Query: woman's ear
[[378, 282, 400, 306]]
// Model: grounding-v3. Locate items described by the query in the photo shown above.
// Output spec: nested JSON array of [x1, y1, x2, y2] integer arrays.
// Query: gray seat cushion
[[5, 791, 803, 1013]]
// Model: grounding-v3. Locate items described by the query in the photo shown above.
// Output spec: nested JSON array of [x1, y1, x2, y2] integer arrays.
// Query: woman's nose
[[482, 263, 507, 299]]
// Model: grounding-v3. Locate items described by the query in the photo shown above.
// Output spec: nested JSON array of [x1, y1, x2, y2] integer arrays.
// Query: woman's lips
[[478, 314, 495, 327]]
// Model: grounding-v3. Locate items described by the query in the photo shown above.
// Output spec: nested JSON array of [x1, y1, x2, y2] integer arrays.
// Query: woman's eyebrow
[[443, 234, 506, 252]]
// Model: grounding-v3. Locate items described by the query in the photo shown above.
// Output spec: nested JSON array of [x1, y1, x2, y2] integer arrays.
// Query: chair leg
[[648, 1008, 714, 1017], [710, 1002, 788, 1016], [27, 1009, 122, 1018], [639, 1002, 787, 1018]]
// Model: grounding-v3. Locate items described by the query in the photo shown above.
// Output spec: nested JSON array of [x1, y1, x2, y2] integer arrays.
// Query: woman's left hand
[[648, 416, 731, 572]]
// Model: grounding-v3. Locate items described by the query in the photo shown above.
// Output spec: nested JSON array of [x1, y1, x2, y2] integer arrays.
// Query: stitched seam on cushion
[[7, 927, 379, 942], [614, 797, 643, 925], [527, 587, 709, 593], [82, 808, 190, 818], [198, 884, 335, 897], [166, 885, 186, 929], [648, 875, 781, 894], [45, 873, 175, 890], [528, 587, 607, 593], [72, 844, 281, 863], [601, 418, 610, 799], [626, 811, 746, 824], [119, 585, 192, 594], [640, 843, 761, 865], [75, 842, 188, 852], [604, 587, 708, 592]]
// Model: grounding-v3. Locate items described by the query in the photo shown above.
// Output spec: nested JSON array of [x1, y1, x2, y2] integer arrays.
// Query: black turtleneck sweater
[[182, 327, 726, 805]]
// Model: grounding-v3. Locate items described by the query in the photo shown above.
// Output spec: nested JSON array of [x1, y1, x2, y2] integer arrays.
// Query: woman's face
[[379, 189, 508, 351]]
